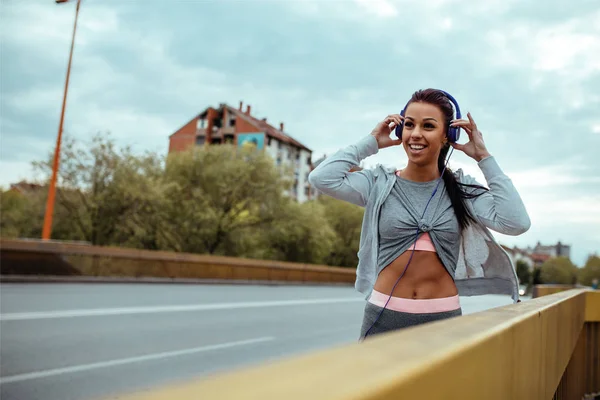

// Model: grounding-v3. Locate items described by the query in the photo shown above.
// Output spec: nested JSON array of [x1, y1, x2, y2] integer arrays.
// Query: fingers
[[451, 142, 465, 151], [452, 122, 472, 131], [453, 114, 484, 140], [452, 113, 477, 126], [379, 138, 403, 149], [459, 125, 473, 137], [466, 113, 484, 139], [467, 112, 477, 131], [450, 119, 473, 137], [451, 122, 472, 137], [384, 114, 404, 128], [450, 119, 471, 127]]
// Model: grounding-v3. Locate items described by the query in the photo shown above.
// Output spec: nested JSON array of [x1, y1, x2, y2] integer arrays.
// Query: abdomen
[[373, 251, 458, 299]]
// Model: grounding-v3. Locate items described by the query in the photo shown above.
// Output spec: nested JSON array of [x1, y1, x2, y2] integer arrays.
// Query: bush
[[578, 255, 600, 287], [540, 257, 578, 285], [516, 260, 531, 285]]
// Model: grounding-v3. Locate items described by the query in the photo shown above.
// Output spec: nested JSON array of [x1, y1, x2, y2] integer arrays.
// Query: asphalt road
[[0, 283, 517, 400]]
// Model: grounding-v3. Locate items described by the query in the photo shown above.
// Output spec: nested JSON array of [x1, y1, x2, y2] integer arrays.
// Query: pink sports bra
[[410, 232, 436, 252]]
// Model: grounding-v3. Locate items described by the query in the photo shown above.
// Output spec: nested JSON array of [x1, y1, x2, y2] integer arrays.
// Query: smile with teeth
[[409, 144, 427, 151]]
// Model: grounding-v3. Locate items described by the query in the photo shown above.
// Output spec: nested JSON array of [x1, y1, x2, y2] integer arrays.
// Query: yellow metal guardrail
[[114, 289, 599, 400]]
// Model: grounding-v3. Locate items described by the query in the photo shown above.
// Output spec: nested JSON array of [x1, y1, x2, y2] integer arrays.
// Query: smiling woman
[[308, 88, 531, 341]]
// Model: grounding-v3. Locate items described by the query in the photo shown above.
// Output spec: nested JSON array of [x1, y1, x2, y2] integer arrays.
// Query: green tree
[[0, 190, 35, 238], [108, 152, 178, 250], [516, 260, 531, 285], [318, 196, 364, 268], [163, 144, 291, 255], [32, 134, 164, 246], [540, 256, 578, 285], [578, 255, 600, 287], [253, 199, 337, 264], [532, 266, 542, 285]]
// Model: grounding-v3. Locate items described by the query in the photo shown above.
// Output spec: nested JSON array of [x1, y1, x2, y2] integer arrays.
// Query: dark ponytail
[[410, 89, 488, 231], [438, 143, 487, 230]]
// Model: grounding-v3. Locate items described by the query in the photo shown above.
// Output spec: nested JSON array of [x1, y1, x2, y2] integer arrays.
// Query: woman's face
[[402, 102, 447, 167]]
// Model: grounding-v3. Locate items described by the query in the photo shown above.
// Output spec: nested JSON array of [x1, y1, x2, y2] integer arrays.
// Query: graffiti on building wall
[[237, 133, 265, 150]]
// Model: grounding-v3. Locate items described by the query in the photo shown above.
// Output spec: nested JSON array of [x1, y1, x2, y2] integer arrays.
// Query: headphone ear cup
[[395, 123, 403, 140], [396, 108, 406, 141], [447, 126, 459, 143]]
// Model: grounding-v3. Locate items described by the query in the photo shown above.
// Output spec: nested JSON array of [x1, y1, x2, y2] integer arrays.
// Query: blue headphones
[[394, 90, 462, 143]]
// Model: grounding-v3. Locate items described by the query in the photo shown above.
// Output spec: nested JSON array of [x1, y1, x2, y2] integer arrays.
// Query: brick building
[[8, 181, 43, 195], [168, 101, 314, 203], [527, 241, 571, 260], [502, 241, 572, 269]]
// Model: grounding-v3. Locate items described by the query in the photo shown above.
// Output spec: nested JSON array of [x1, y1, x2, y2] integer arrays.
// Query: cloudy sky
[[1, 0, 599, 265]]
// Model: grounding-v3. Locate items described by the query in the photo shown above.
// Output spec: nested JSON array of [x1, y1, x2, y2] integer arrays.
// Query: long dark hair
[[407, 89, 488, 230]]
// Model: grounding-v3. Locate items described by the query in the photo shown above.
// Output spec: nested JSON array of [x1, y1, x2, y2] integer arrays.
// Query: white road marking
[[0, 336, 274, 385], [0, 297, 363, 321]]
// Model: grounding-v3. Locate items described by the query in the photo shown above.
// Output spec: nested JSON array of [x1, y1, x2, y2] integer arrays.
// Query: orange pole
[[42, 0, 82, 240]]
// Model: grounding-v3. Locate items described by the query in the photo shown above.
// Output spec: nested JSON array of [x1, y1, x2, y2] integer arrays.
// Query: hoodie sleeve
[[461, 156, 531, 236], [308, 135, 379, 207]]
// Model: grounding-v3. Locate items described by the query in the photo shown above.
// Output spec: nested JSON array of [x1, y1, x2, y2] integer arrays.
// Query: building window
[[196, 136, 205, 145], [306, 155, 311, 165], [267, 137, 272, 146]]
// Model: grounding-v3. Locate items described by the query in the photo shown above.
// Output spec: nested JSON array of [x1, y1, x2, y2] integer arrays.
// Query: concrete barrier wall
[[0, 238, 355, 285], [533, 284, 577, 298]]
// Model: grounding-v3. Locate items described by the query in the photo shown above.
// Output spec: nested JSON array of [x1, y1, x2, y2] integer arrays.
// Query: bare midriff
[[373, 251, 458, 299]]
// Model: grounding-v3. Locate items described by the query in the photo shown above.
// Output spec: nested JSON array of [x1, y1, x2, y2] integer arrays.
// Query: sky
[[1, 0, 599, 266]]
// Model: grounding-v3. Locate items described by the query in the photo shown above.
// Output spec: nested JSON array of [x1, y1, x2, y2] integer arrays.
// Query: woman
[[308, 89, 530, 340]]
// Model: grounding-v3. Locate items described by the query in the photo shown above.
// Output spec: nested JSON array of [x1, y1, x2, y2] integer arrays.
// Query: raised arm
[[451, 113, 531, 235], [308, 136, 378, 207], [308, 114, 403, 207], [461, 157, 531, 235]]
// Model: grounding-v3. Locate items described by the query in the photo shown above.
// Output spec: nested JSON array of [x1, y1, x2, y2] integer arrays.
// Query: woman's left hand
[[449, 112, 491, 162]]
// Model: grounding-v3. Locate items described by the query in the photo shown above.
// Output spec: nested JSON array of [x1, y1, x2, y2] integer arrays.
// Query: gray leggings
[[359, 301, 462, 341]]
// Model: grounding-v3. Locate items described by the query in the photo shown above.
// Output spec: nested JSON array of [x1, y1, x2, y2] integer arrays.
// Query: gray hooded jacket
[[308, 135, 531, 303]]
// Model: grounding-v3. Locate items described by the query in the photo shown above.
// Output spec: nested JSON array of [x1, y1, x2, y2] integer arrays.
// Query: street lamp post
[[42, 0, 82, 240]]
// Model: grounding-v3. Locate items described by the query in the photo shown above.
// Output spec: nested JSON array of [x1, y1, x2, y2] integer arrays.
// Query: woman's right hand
[[370, 114, 404, 149]]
